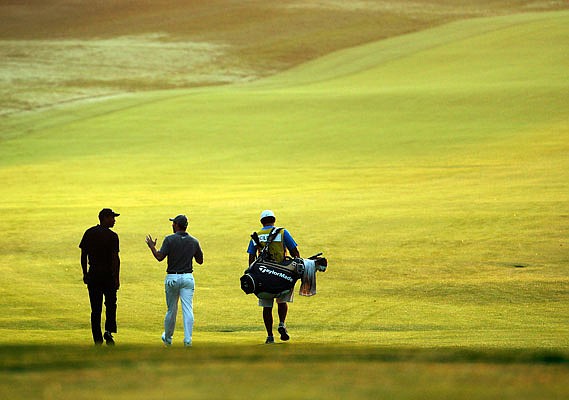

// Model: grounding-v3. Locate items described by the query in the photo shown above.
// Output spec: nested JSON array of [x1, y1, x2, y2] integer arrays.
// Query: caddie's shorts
[[258, 290, 294, 307]]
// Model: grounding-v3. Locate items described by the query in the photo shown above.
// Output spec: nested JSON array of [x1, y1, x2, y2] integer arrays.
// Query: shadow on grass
[[1, 344, 567, 373]]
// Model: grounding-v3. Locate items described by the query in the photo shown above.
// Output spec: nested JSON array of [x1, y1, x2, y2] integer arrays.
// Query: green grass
[[0, 6, 568, 400], [1, 345, 568, 400]]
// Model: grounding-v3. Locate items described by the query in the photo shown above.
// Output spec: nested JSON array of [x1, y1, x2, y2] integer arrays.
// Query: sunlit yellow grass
[[0, 7, 568, 400], [1, 11, 567, 350]]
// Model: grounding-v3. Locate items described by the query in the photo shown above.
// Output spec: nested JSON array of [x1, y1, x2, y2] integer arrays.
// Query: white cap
[[260, 210, 275, 220]]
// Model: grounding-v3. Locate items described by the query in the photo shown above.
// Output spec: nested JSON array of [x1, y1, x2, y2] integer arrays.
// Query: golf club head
[[315, 257, 327, 272]]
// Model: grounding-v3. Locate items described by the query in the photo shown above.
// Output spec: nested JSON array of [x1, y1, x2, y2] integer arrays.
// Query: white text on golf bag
[[258, 266, 294, 282]]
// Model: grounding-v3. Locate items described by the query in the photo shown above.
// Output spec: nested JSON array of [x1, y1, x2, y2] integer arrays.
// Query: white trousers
[[164, 273, 195, 345]]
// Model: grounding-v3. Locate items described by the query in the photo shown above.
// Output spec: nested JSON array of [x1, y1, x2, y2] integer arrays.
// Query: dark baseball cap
[[169, 214, 188, 227], [99, 208, 120, 218]]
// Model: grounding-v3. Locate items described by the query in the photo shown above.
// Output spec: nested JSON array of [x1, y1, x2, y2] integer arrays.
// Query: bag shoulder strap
[[251, 227, 284, 261], [251, 227, 283, 246], [266, 227, 283, 243]]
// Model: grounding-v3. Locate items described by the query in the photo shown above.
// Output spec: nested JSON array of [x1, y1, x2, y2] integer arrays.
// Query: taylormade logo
[[259, 267, 294, 282]]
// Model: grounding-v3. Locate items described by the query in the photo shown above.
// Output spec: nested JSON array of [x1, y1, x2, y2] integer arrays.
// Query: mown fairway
[[1, 1, 568, 399]]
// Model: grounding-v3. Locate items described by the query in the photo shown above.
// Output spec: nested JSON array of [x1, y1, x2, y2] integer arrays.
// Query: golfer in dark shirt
[[79, 208, 120, 346]]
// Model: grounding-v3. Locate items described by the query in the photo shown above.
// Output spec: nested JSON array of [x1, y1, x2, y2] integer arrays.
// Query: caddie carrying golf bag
[[240, 227, 328, 298], [240, 227, 303, 299]]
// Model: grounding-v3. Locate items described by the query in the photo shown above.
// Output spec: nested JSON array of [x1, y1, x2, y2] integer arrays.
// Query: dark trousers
[[88, 284, 117, 343]]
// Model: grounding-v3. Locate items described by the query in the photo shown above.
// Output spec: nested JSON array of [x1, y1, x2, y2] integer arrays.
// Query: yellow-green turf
[[0, 9, 568, 400], [1, 345, 567, 399]]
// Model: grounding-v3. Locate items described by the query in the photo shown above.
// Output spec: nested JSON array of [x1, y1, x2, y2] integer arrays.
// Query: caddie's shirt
[[160, 231, 202, 273], [247, 225, 298, 263], [79, 225, 119, 285]]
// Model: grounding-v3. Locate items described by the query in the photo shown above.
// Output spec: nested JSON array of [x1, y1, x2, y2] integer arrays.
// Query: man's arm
[[283, 229, 300, 258], [194, 246, 204, 265], [80, 249, 89, 284], [145, 235, 166, 261], [113, 252, 120, 289], [289, 246, 300, 258], [247, 238, 258, 266]]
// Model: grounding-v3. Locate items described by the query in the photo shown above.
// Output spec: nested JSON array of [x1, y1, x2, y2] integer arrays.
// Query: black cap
[[99, 208, 120, 219], [169, 214, 188, 228]]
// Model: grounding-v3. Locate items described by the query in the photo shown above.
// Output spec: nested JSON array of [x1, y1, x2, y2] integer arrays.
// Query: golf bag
[[240, 257, 304, 299], [240, 227, 327, 298]]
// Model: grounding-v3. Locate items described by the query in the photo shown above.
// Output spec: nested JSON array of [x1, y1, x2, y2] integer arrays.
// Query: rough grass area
[[1, 0, 568, 115], [0, 35, 255, 116]]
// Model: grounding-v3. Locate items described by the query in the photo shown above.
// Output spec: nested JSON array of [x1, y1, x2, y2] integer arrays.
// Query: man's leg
[[179, 274, 195, 346], [263, 306, 273, 337], [277, 302, 288, 325], [163, 276, 179, 344], [259, 297, 275, 343], [102, 287, 117, 345], [88, 285, 104, 344], [103, 287, 117, 334], [276, 294, 291, 341]]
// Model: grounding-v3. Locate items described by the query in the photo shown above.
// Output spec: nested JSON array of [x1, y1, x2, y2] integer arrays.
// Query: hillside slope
[[1, 0, 568, 115]]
